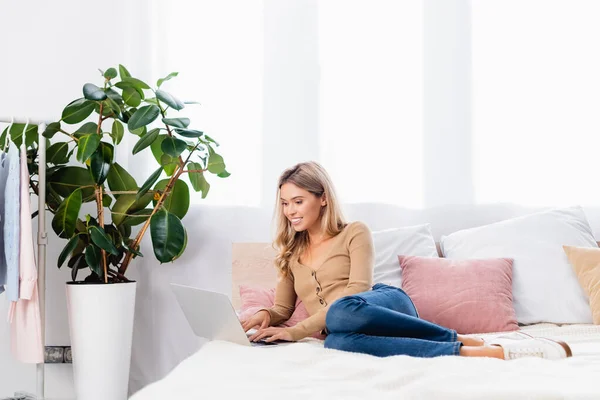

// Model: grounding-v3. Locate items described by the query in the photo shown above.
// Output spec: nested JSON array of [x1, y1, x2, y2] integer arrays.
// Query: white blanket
[[130, 324, 600, 400]]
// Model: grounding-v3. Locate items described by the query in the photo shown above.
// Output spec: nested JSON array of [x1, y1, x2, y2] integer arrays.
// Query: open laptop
[[171, 283, 286, 347]]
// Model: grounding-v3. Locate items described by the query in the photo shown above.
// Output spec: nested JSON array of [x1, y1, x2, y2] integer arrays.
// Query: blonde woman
[[241, 161, 571, 360]]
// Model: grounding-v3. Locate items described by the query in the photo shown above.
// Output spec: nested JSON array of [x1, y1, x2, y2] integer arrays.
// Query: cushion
[[399, 255, 518, 334], [563, 245, 600, 324], [440, 206, 596, 324], [372, 224, 438, 288]]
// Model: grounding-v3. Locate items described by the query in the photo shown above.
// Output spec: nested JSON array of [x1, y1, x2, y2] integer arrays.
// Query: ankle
[[460, 345, 505, 359], [457, 334, 485, 347]]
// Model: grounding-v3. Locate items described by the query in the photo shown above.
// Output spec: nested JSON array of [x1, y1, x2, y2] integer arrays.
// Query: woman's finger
[[252, 328, 275, 342], [264, 333, 281, 343]]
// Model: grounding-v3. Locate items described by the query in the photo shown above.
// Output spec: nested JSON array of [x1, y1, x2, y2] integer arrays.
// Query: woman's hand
[[249, 326, 294, 343], [241, 310, 271, 333]]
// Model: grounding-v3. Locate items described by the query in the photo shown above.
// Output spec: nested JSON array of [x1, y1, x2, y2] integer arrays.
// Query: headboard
[[230, 241, 445, 309], [231, 241, 600, 309]]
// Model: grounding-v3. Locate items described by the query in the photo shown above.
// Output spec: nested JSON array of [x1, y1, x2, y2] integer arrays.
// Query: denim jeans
[[324, 283, 461, 357]]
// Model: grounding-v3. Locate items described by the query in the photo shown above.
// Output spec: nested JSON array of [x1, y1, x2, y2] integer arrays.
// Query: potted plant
[[24, 65, 229, 400]]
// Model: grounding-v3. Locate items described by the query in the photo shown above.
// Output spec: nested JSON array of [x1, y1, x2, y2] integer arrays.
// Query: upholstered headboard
[[230, 242, 446, 309], [231, 240, 600, 309]]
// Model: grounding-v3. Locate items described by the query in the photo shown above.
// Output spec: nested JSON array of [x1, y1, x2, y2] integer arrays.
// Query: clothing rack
[[1, 116, 52, 400]]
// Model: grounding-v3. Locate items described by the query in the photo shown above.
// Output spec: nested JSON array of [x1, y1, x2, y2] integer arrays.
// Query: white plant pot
[[66, 281, 137, 400]]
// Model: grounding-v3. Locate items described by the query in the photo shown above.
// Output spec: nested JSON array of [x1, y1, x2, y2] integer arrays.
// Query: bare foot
[[457, 334, 485, 347]]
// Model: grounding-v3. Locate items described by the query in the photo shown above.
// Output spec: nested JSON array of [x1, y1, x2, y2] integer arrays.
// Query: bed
[[129, 243, 600, 399]]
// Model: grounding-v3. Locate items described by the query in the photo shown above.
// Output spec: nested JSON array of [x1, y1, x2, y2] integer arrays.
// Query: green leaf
[[161, 136, 187, 158], [0, 127, 7, 148], [137, 167, 163, 199], [107, 162, 138, 198], [111, 120, 124, 145], [157, 72, 179, 88], [156, 90, 184, 111], [161, 118, 189, 129], [122, 208, 153, 227], [105, 96, 122, 116], [69, 253, 87, 282], [85, 245, 103, 278], [129, 126, 146, 136], [188, 162, 211, 198], [119, 76, 151, 90], [119, 64, 131, 78], [172, 227, 188, 261], [207, 151, 226, 174], [89, 226, 119, 255], [132, 128, 160, 155], [102, 194, 113, 207], [151, 135, 178, 176], [150, 209, 186, 263], [124, 242, 143, 258], [90, 142, 113, 185], [9, 123, 38, 147], [46, 142, 70, 165], [51, 189, 82, 239], [104, 67, 118, 79], [123, 86, 142, 107], [118, 223, 132, 239], [83, 83, 107, 101], [174, 128, 203, 138], [62, 98, 96, 124], [76, 134, 101, 163], [143, 97, 160, 106], [73, 122, 98, 138], [203, 134, 219, 146], [106, 87, 123, 103], [42, 122, 61, 139], [49, 167, 96, 200], [217, 170, 231, 178], [128, 105, 160, 131], [153, 179, 190, 219], [58, 235, 81, 269], [111, 193, 153, 225]]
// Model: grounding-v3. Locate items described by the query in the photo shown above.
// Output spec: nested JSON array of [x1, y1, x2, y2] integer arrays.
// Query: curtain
[[471, 0, 600, 207]]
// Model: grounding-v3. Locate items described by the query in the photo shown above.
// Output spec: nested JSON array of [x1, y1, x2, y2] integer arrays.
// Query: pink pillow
[[238, 285, 310, 328], [398, 255, 518, 334]]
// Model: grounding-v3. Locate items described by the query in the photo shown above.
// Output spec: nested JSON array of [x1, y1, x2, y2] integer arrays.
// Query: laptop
[[171, 283, 286, 347]]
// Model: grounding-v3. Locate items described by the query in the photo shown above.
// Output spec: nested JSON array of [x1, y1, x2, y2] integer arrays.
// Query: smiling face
[[280, 182, 327, 233]]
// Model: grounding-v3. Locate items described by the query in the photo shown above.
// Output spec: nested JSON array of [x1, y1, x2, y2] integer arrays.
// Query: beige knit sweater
[[265, 221, 374, 341]]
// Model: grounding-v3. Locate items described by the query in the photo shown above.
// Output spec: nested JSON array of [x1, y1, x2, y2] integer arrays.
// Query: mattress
[[130, 323, 600, 400]]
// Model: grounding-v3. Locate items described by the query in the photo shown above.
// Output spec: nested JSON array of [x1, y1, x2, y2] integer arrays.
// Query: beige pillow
[[563, 245, 600, 324]]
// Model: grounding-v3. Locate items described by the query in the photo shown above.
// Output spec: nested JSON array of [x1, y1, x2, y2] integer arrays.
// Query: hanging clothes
[[9, 142, 43, 363], [0, 151, 8, 293], [3, 141, 20, 304]]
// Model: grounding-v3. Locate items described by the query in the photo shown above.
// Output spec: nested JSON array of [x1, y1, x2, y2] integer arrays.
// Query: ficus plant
[[17, 65, 229, 283]]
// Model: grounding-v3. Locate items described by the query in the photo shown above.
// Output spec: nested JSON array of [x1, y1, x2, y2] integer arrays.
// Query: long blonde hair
[[273, 161, 346, 277]]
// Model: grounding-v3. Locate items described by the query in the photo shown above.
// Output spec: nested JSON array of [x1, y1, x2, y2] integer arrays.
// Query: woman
[[241, 161, 571, 360]]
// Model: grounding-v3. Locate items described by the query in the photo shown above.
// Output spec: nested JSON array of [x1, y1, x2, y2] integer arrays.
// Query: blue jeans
[[324, 283, 461, 357]]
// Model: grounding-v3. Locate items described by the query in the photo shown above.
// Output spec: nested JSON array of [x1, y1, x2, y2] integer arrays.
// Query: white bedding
[[130, 324, 600, 400]]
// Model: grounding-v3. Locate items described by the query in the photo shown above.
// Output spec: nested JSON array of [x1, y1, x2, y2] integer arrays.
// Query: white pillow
[[372, 224, 438, 288], [440, 206, 597, 324]]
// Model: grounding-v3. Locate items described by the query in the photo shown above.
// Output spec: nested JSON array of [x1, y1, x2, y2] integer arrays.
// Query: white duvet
[[130, 324, 600, 400]]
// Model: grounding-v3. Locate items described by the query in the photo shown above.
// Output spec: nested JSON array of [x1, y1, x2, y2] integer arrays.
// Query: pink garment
[[8, 143, 43, 363]]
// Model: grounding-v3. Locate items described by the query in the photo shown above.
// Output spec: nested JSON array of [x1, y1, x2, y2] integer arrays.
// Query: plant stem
[[95, 185, 108, 283], [59, 129, 79, 142], [95, 102, 108, 283], [119, 164, 184, 275]]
